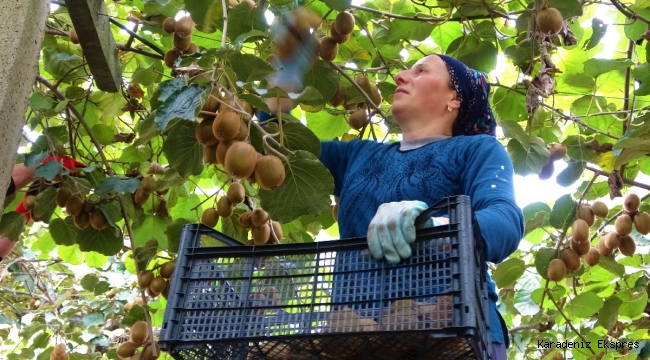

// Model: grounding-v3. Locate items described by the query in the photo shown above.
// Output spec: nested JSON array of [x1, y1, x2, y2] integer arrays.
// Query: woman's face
[[391, 55, 458, 125]]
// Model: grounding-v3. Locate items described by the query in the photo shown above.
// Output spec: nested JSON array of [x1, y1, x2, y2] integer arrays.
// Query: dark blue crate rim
[[160, 195, 491, 360]]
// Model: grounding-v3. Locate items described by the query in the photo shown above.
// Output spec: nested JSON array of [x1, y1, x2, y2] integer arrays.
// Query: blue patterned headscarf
[[437, 55, 497, 137]]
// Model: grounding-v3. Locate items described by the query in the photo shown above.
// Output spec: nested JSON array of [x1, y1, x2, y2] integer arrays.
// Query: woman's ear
[[448, 98, 461, 110]]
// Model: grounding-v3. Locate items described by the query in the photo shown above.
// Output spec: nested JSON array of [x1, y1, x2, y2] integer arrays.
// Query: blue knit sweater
[[318, 135, 524, 346]]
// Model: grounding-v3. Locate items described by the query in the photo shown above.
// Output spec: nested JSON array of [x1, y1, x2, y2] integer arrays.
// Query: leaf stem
[[546, 289, 596, 355]]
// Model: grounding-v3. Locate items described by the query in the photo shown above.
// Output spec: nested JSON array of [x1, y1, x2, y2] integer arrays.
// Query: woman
[[260, 53, 524, 359]]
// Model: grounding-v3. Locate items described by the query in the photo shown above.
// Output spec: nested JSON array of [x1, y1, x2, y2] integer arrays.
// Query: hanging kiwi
[[216, 196, 234, 218], [141, 176, 156, 194], [134, 188, 150, 205], [549, 143, 567, 161], [251, 208, 269, 227], [591, 201, 609, 218], [203, 144, 219, 165], [333, 11, 355, 36], [212, 111, 242, 141], [252, 224, 271, 245], [195, 118, 218, 145], [164, 49, 181, 68], [254, 155, 286, 190], [226, 182, 246, 204], [130, 321, 149, 345], [623, 193, 641, 212], [547, 259, 566, 282], [201, 208, 219, 228], [74, 211, 90, 229], [160, 261, 175, 279], [329, 82, 346, 107], [330, 22, 349, 44], [69, 28, 79, 44], [162, 17, 176, 34], [55, 187, 72, 207], [634, 211, 650, 235], [536, 7, 564, 35], [174, 16, 195, 38], [238, 210, 254, 228], [65, 195, 84, 216], [224, 142, 258, 179], [576, 205, 595, 227], [90, 208, 109, 230], [137, 270, 154, 289], [173, 32, 192, 52], [319, 36, 338, 62], [117, 341, 137, 359], [348, 109, 368, 130], [23, 195, 36, 211]]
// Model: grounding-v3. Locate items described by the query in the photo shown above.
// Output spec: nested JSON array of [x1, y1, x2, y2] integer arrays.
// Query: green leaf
[[616, 288, 648, 318], [264, 122, 321, 157], [91, 124, 115, 146], [80, 274, 99, 292], [32, 186, 58, 224], [500, 120, 530, 147], [49, 217, 78, 246], [220, 207, 249, 243], [388, 20, 435, 42], [134, 114, 160, 147], [305, 110, 350, 141], [134, 239, 159, 272], [556, 161, 584, 187], [583, 18, 608, 50], [131, 62, 163, 86], [35, 161, 63, 181], [95, 177, 141, 195], [239, 93, 270, 114], [431, 21, 463, 53], [165, 218, 192, 254], [154, 84, 204, 131], [546, 0, 583, 18], [448, 37, 498, 73], [32, 332, 51, 349], [58, 244, 84, 265], [522, 202, 551, 234], [302, 61, 339, 105], [259, 150, 334, 223], [76, 226, 123, 256], [162, 122, 204, 178], [565, 292, 603, 318], [506, 137, 550, 176], [170, 194, 201, 221], [632, 63, 650, 96], [225, 3, 268, 41], [29, 92, 54, 111], [595, 297, 622, 330], [82, 312, 105, 328], [132, 215, 171, 249], [86, 252, 108, 268], [597, 255, 626, 277], [323, 0, 351, 11], [534, 247, 556, 280], [24, 152, 48, 168], [121, 305, 146, 327], [583, 58, 633, 79], [492, 258, 526, 288], [549, 194, 576, 230], [230, 53, 275, 83], [492, 88, 528, 124], [625, 19, 647, 41], [0, 211, 26, 242]]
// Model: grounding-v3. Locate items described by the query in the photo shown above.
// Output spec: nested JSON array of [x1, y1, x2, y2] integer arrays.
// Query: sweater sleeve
[[319, 140, 365, 197], [461, 136, 524, 264]]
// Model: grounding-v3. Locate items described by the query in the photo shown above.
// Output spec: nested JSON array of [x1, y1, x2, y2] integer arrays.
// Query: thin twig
[[328, 62, 388, 121], [547, 290, 596, 356], [585, 165, 650, 191]]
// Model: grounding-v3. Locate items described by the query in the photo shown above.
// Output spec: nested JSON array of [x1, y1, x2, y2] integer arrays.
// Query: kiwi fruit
[[241, 0, 255, 8], [224, 142, 258, 179], [252, 224, 271, 245], [141, 176, 156, 194], [160, 261, 175, 279], [138, 270, 154, 289], [598, 236, 614, 256], [173, 32, 192, 51], [141, 342, 161, 360], [330, 22, 349, 44], [184, 42, 200, 54], [54, 344, 67, 356], [591, 201, 609, 218], [624, 193, 641, 212], [201, 208, 219, 228], [227, 182, 246, 204], [23, 195, 37, 211], [130, 321, 149, 345], [571, 219, 589, 243], [549, 143, 567, 161], [355, 75, 372, 94], [538, 162, 554, 180], [55, 187, 72, 207], [134, 188, 150, 205], [65, 195, 84, 216], [251, 208, 269, 227], [614, 214, 633, 236], [370, 86, 382, 106], [69, 28, 79, 44], [349, 109, 368, 130], [560, 248, 581, 272], [619, 235, 636, 256], [255, 156, 286, 190], [570, 238, 589, 256], [73, 211, 90, 229], [604, 231, 621, 250], [536, 7, 564, 35], [271, 221, 283, 242], [117, 341, 137, 359], [202, 86, 222, 114], [83, 200, 95, 213], [195, 118, 218, 145], [203, 144, 219, 165], [334, 12, 355, 36], [238, 210, 254, 228], [329, 82, 346, 107], [216, 196, 234, 218], [547, 258, 566, 282], [319, 36, 338, 62], [212, 111, 241, 141], [332, 204, 339, 222], [634, 211, 650, 235], [584, 247, 600, 266], [174, 16, 195, 37], [216, 140, 233, 165], [150, 276, 167, 294], [90, 208, 109, 230], [162, 17, 176, 34], [577, 205, 595, 227], [164, 49, 181, 68]]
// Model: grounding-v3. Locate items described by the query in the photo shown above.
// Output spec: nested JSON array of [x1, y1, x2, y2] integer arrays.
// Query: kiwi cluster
[[136, 259, 175, 300], [50, 344, 69, 360], [536, 7, 564, 35], [123, 296, 144, 312], [51, 187, 109, 230], [538, 143, 566, 180], [162, 16, 199, 68], [116, 321, 161, 360], [238, 208, 284, 245], [133, 176, 157, 206], [593, 193, 648, 260]]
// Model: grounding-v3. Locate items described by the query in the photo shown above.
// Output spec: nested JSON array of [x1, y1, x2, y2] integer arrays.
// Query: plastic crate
[[159, 195, 491, 360]]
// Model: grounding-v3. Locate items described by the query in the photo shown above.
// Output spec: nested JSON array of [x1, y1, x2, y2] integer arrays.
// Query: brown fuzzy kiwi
[[226, 182, 246, 204], [536, 7, 564, 35], [174, 16, 195, 37], [252, 224, 271, 245], [319, 36, 338, 62], [615, 214, 633, 236], [251, 208, 269, 227], [117, 341, 137, 359], [149, 276, 167, 295], [334, 12, 355, 36], [547, 259, 566, 282], [23, 195, 36, 211], [65, 195, 84, 216], [130, 321, 149, 345], [173, 33, 192, 52], [349, 109, 368, 130], [598, 236, 614, 256], [184, 42, 200, 54], [141, 342, 161, 360], [577, 205, 595, 227], [216, 196, 233, 218], [619, 235, 636, 256], [90, 208, 109, 230], [355, 75, 372, 94], [584, 247, 600, 266], [255, 155, 286, 190], [203, 144, 219, 165], [164, 49, 181, 68], [74, 211, 90, 229], [624, 193, 641, 212], [604, 231, 621, 250], [202, 86, 222, 115], [82, 200, 95, 213], [138, 270, 154, 289], [235, 120, 249, 141], [162, 17, 176, 34], [160, 261, 175, 279], [201, 208, 219, 228], [70, 28, 79, 44], [570, 238, 590, 256], [224, 142, 258, 179], [549, 143, 567, 161], [54, 344, 66, 356], [560, 248, 581, 272], [591, 201, 609, 218], [538, 162, 554, 180], [369, 86, 382, 106], [55, 187, 72, 207], [329, 82, 346, 107], [195, 118, 218, 145], [238, 211, 254, 228], [134, 188, 150, 205], [571, 219, 589, 243], [271, 221, 283, 242], [141, 176, 156, 194], [634, 211, 650, 235], [212, 111, 241, 141], [330, 22, 349, 44], [216, 140, 234, 165]]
